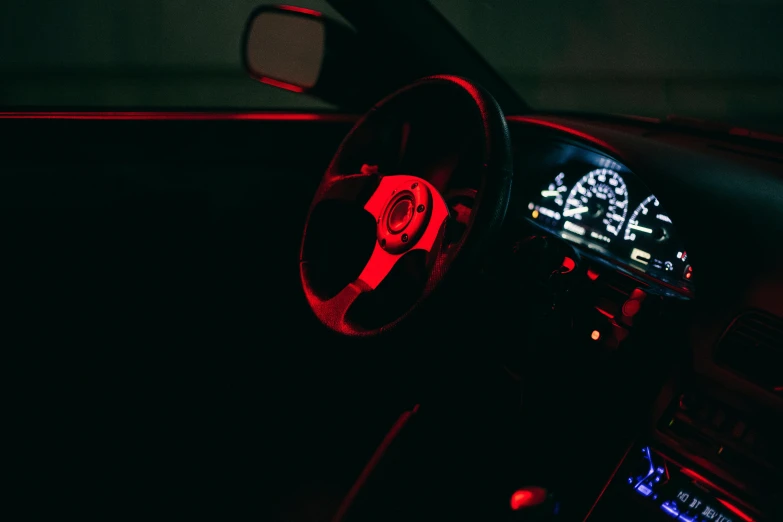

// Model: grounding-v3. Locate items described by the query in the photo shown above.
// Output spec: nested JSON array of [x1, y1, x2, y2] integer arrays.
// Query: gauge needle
[[628, 224, 653, 233], [563, 206, 589, 217], [540, 190, 560, 197]]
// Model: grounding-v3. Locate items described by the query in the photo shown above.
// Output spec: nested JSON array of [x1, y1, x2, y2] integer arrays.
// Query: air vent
[[716, 311, 783, 396]]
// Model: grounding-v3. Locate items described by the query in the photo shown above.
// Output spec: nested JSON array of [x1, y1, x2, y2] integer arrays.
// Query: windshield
[[0, 0, 338, 110], [430, 0, 783, 133], [3, 0, 781, 131]]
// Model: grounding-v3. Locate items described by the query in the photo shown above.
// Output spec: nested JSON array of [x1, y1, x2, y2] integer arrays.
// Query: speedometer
[[562, 168, 628, 244]]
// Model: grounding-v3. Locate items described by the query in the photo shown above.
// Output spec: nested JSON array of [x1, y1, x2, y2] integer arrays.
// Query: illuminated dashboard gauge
[[528, 171, 567, 227], [624, 195, 668, 268], [624, 195, 670, 242], [623, 195, 687, 276], [562, 168, 628, 244]]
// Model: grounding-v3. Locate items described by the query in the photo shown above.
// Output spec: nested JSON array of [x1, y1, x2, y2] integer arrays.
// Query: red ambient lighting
[[506, 116, 618, 153], [717, 499, 755, 522], [279, 4, 322, 16], [510, 487, 547, 510], [0, 112, 357, 122], [259, 76, 306, 93]]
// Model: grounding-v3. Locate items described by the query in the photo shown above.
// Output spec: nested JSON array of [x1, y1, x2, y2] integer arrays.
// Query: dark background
[[2, 0, 782, 132]]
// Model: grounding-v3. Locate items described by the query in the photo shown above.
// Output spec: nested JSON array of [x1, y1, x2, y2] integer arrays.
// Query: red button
[[510, 487, 547, 510], [622, 299, 641, 317]]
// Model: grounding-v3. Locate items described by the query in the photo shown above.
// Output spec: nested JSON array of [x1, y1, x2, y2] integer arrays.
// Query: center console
[[585, 442, 763, 522], [583, 377, 779, 522]]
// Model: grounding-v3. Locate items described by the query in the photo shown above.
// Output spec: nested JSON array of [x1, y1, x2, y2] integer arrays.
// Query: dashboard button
[[622, 298, 641, 317]]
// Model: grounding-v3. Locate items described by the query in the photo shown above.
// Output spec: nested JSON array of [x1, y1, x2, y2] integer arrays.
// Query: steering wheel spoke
[[357, 241, 402, 290], [307, 244, 400, 334], [317, 171, 379, 203], [304, 177, 450, 335]]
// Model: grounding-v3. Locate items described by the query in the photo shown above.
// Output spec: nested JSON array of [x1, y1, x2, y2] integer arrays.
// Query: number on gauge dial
[[562, 168, 629, 239]]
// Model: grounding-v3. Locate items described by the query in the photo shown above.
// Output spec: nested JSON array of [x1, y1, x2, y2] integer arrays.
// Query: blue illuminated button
[[635, 484, 653, 497], [661, 501, 679, 518], [678, 515, 696, 522]]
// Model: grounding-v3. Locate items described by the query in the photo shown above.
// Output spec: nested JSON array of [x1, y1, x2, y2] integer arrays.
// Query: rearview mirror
[[242, 5, 382, 109]]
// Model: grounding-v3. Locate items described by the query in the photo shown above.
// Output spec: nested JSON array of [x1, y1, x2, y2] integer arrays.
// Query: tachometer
[[562, 168, 628, 244], [623, 195, 688, 276]]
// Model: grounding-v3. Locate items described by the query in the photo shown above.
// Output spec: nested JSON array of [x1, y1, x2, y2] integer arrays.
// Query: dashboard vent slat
[[716, 311, 783, 395]]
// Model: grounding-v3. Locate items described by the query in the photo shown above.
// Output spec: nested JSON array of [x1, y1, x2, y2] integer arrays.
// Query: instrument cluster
[[525, 151, 693, 291]]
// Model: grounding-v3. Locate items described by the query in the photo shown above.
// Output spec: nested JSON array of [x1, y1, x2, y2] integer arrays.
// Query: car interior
[[5, 1, 781, 521]]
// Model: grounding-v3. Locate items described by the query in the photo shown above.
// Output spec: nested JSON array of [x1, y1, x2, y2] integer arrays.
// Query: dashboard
[[520, 140, 694, 295], [507, 115, 783, 522]]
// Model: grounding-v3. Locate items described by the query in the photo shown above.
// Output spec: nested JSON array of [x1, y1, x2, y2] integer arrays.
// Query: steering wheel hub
[[387, 198, 413, 232], [376, 179, 433, 254]]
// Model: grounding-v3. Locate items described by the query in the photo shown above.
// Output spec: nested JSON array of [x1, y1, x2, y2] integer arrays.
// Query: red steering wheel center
[[374, 179, 434, 254], [387, 197, 414, 233]]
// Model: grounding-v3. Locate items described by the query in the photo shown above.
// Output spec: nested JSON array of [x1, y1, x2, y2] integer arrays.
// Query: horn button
[[375, 178, 433, 254], [388, 198, 414, 233]]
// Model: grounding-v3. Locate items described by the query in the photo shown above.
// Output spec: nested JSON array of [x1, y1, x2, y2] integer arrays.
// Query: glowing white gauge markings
[[535, 173, 569, 215], [563, 206, 589, 217], [564, 221, 586, 235], [628, 224, 653, 233], [624, 195, 668, 242], [563, 168, 629, 236]]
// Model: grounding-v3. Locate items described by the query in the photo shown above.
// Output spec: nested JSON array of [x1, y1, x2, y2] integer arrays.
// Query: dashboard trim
[[0, 111, 359, 122], [528, 220, 693, 298], [506, 115, 621, 155]]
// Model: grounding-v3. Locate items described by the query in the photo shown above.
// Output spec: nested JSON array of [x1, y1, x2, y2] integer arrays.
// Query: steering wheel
[[299, 76, 513, 336]]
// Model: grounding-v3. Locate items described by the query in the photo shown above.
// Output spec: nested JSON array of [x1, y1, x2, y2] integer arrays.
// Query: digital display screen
[[626, 446, 751, 522]]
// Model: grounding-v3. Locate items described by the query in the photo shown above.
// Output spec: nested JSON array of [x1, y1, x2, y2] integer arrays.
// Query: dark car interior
[[5, 1, 781, 521]]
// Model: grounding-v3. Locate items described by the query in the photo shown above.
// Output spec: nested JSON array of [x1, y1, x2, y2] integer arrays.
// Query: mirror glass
[[245, 11, 325, 89]]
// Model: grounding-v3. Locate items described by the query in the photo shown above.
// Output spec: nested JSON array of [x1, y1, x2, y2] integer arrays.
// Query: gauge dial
[[529, 171, 568, 228], [624, 195, 686, 274], [624, 195, 669, 242], [562, 168, 628, 244]]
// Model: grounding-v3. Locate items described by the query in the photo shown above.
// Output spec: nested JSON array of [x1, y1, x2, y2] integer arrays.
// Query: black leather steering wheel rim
[[299, 75, 513, 337]]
